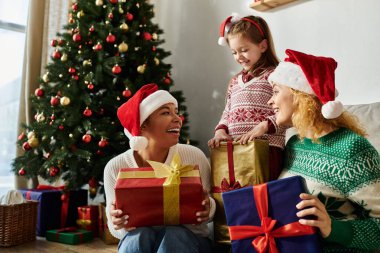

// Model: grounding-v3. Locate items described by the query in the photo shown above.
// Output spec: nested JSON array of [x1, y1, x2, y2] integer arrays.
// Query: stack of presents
[[2, 140, 322, 251], [12, 186, 118, 246]]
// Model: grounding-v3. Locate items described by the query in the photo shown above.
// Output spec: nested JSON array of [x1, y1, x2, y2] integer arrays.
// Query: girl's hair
[[291, 89, 366, 142], [227, 15, 279, 77]]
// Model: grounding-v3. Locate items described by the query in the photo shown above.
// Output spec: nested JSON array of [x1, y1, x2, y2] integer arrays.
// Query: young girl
[[208, 14, 285, 180], [268, 49, 380, 252]]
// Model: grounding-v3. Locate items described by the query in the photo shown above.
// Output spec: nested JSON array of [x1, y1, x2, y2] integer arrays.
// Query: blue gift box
[[20, 189, 88, 236], [222, 176, 322, 253]]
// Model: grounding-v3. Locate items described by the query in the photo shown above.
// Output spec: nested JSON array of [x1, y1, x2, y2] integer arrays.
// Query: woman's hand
[[109, 201, 136, 232], [235, 121, 268, 144], [196, 190, 211, 223], [208, 129, 233, 148], [296, 193, 332, 238]]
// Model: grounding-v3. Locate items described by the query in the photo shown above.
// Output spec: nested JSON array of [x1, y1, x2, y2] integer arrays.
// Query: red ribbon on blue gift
[[228, 183, 316, 253]]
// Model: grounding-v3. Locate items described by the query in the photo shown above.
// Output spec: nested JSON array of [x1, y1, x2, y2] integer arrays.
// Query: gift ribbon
[[117, 153, 199, 225], [228, 184, 316, 253], [37, 184, 69, 228], [212, 141, 243, 193], [77, 219, 92, 227]]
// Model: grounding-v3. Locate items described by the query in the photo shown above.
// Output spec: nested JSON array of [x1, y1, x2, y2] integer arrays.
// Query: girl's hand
[[296, 193, 332, 238], [196, 189, 211, 223], [109, 201, 136, 232], [208, 129, 233, 148], [236, 121, 268, 144]]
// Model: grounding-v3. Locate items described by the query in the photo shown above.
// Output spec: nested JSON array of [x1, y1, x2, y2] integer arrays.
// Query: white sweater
[[103, 144, 216, 239]]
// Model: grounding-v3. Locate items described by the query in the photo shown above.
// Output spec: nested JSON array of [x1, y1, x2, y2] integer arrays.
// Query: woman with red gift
[[104, 84, 215, 253], [267, 49, 380, 252]]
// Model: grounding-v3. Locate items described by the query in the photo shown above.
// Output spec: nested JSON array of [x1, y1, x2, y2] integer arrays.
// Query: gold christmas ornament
[[118, 41, 128, 53], [137, 64, 146, 74], [95, 0, 103, 6], [61, 53, 68, 62], [152, 33, 158, 40], [60, 96, 71, 106], [119, 23, 129, 32], [59, 74, 63, 78], [119, 7, 124, 14], [77, 10, 84, 18], [154, 57, 160, 65], [36, 113, 46, 122], [69, 133, 73, 138], [28, 137, 39, 148], [42, 72, 49, 82], [83, 59, 92, 67]]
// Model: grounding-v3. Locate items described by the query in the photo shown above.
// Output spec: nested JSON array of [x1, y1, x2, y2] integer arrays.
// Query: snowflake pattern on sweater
[[216, 69, 285, 148], [280, 128, 380, 253]]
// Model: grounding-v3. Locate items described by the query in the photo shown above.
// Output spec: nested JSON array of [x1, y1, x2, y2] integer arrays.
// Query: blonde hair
[[291, 89, 366, 142], [227, 15, 279, 77]]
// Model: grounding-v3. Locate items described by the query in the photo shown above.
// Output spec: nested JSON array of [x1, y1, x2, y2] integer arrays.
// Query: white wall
[[152, 0, 380, 153]]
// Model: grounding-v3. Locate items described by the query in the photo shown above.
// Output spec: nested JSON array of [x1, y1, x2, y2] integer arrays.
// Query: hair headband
[[218, 13, 265, 46]]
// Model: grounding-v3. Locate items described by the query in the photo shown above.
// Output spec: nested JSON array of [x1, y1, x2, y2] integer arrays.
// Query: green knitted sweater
[[280, 128, 380, 253]]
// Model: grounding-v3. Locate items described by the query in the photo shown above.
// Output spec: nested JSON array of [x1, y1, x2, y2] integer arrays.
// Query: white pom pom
[[230, 13, 241, 23], [218, 37, 227, 46], [321, 100, 344, 119], [129, 136, 148, 151]]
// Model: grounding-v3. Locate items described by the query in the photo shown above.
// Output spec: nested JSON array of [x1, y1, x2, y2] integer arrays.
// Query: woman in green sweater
[[267, 49, 380, 252]]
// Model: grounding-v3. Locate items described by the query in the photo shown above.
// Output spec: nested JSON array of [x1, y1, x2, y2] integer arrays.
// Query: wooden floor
[[1, 237, 117, 253]]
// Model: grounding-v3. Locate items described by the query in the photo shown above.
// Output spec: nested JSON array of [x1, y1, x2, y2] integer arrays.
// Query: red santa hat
[[117, 83, 178, 151], [268, 49, 344, 119], [218, 13, 264, 46]]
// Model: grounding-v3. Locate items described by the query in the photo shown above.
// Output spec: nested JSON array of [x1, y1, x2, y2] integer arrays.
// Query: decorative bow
[[220, 178, 242, 192]]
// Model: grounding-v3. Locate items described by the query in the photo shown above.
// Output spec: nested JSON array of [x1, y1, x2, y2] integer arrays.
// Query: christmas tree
[[12, 0, 191, 197]]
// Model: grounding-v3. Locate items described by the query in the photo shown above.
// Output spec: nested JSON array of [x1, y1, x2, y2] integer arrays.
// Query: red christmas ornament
[[83, 108, 93, 117], [18, 168, 26, 176], [22, 142, 31, 151], [82, 134, 92, 143], [96, 150, 104, 156], [52, 50, 61, 59], [89, 177, 97, 188], [72, 3, 78, 11], [126, 13, 133, 21], [112, 64, 122, 74], [49, 166, 59, 177], [87, 83, 94, 90], [89, 26, 95, 32], [51, 114, 56, 120], [73, 33, 82, 42], [72, 75, 79, 81], [106, 33, 116, 43], [35, 88, 44, 97], [51, 39, 58, 47], [58, 39, 64, 45], [93, 42, 103, 51], [98, 138, 108, 148], [108, 13, 114, 19], [143, 32, 152, 41], [68, 67, 76, 74], [164, 78, 171, 85], [152, 46, 156, 52], [122, 89, 132, 98], [109, 0, 118, 4], [50, 96, 60, 106], [58, 125, 64, 130], [18, 132, 26, 141], [180, 115, 185, 122]]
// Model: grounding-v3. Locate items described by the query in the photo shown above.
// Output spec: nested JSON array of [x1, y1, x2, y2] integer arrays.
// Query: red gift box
[[115, 154, 204, 228], [77, 205, 99, 237]]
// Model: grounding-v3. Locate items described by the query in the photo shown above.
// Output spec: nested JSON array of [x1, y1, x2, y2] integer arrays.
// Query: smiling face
[[228, 34, 267, 71], [141, 103, 182, 148], [268, 84, 295, 127]]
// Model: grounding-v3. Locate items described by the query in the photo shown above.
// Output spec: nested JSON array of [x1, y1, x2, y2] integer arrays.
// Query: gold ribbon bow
[[147, 153, 199, 224]]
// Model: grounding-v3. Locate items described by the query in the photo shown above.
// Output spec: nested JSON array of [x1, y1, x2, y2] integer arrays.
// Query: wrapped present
[[99, 203, 119, 244], [20, 186, 88, 236], [211, 140, 269, 244], [115, 153, 204, 227], [77, 205, 99, 237], [222, 176, 322, 253], [46, 227, 93, 245]]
